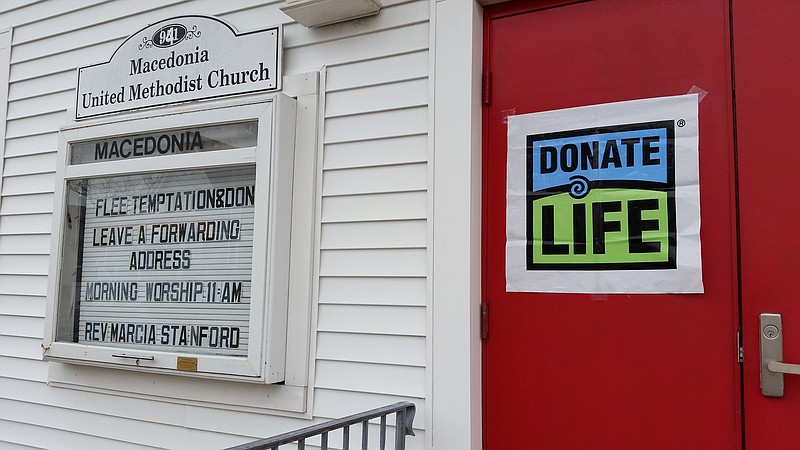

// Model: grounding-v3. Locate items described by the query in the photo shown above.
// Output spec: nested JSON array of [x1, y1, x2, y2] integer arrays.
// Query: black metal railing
[[224, 402, 416, 450]]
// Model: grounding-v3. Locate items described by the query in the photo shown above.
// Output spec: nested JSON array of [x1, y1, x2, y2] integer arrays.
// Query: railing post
[[395, 409, 406, 450]]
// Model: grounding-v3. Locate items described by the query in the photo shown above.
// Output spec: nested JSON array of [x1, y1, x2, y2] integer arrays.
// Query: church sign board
[[76, 16, 281, 119]]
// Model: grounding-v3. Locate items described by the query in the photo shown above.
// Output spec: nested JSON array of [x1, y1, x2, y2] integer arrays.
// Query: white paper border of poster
[[506, 94, 703, 294]]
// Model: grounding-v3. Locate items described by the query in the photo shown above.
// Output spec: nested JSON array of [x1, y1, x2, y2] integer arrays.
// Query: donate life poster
[[506, 94, 703, 293]]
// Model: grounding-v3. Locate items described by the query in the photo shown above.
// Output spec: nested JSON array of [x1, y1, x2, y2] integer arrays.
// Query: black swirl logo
[[568, 175, 590, 199]]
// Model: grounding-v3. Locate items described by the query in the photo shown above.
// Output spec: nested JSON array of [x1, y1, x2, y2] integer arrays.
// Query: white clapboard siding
[[319, 248, 426, 277], [0, 335, 41, 359], [326, 51, 429, 93], [0, 275, 47, 297], [0, 398, 254, 450], [1, 172, 54, 195], [5, 90, 72, 121], [0, 233, 49, 254], [325, 107, 428, 144], [0, 0, 106, 32], [0, 419, 160, 450], [0, 0, 430, 448], [325, 78, 428, 118], [0, 294, 44, 317], [320, 219, 427, 249], [0, 192, 54, 215], [287, 22, 429, 74], [322, 162, 427, 196], [2, 152, 56, 176], [0, 254, 48, 274], [317, 304, 426, 336], [321, 191, 427, 223], [323, 134, 428, 170], [317, 332, 426, 367], [318, 277, 426, 306], [314, 389, 426, 424], [0, 356, 46, 382], [316, 360, 425, 397], [7, 70, 74, 103], [2, 133, 56, 158], [0, 213, 52, 235]]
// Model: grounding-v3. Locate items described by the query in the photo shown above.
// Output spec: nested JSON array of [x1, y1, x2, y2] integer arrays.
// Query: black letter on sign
[[628, 198, 661, 253], [539, 146, 558, 174], [592, 201, 622, 254], [541, 205, 569, 255], [572, 203, 586, 255]]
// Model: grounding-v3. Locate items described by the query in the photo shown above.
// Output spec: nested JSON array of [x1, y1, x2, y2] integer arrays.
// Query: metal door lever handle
[[760, 313, 798, 397], [768, 361, 800, 376]]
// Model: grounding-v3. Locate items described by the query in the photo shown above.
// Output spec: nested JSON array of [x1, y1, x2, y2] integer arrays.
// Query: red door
[[483, 1, 740, 448], [734, 0, 800, 447]]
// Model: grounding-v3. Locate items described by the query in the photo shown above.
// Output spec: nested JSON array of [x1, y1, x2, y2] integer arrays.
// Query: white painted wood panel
[[316, 304, 426, 336], [285, 22, 429, 73], [323, 134, 427, 170], [312, 389, 425, 423], [0, 275, 48, 296], [3, 134, 56, 158], [0, 335, 41, 359], [326, 50, 428, 92], [9, 41, 119, 82], [0, 315, 43, 339], [0, 233, 50, 253], [319, 248, 426, 277], [316, 332, 425, 366], [322, 162, 427, 196], [5, 113, 62, 138], [320, 219, 426, 249], [0, 357, 47, 381], [0, 0, 106, 32], [0, 213, 52, 235], [0, 419, 159, 450], [325, 78, 428, 118], [0, 0, 44, 15], [1, 173, 54, 195], [0, 254, 48, 274], [318, 276, 426, 306], [2, 153, 56, 176], [324, 106, 428, 144], [10, 0, 187, 46], [7, 71, 73, 102], [181, 405, 326, 443], [283, 0, 424, 50], [0, 192, 53, 215], [0, 398, 249, 449], [0, 295, 45, 317], [315, 360, 425, 397], [6, 90, 72, 121], [1, 376, 299, 441], [321, 191, 427, 223]]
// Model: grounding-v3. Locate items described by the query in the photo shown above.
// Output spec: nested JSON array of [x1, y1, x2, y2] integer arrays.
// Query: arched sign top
[[76, 15, 282, 120]]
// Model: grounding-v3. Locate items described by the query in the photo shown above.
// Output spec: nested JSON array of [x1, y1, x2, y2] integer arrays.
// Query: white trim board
[[430, 1, 483, 449]]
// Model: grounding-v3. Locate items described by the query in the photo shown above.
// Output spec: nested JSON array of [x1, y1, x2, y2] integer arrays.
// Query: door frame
[[430, 1, 486, 449]]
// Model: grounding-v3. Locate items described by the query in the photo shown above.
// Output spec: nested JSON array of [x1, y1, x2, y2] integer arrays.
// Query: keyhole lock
[[764, 324, 780, 340]]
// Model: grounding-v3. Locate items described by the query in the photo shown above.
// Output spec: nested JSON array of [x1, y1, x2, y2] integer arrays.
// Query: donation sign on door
[[506, 94, 703, 293]]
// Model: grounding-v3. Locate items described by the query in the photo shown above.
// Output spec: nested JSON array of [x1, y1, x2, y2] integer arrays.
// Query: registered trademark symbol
[[677, 119, 686, 127]]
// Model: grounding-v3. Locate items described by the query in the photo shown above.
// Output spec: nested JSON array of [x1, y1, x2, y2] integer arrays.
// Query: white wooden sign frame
[[44, 95, 296, 383]]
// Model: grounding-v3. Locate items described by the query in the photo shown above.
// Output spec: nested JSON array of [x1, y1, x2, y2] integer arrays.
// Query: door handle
[[760, 313, 800, 397], [768, 361, 800, 376]]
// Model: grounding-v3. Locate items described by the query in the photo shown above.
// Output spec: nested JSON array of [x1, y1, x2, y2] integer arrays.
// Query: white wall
[[0, 1, 431, 448]]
